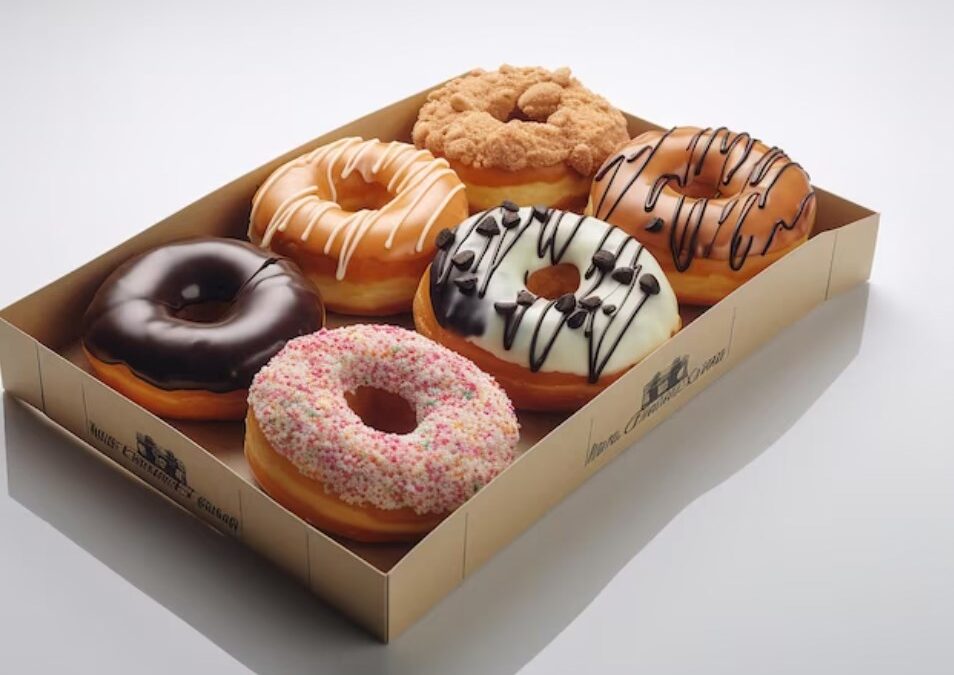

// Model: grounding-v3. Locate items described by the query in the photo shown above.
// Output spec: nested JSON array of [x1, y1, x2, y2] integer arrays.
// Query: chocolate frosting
[[83, 238, 324, 393]]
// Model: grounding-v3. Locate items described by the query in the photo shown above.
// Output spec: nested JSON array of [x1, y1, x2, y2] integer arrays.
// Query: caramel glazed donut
[[412, 65, 630, 214], [588, 126, 817, 305], [414, 202, 681, 412], [83, 238, 324, 421], [249, 137, 468, 315], [245, 325, 520, 542]]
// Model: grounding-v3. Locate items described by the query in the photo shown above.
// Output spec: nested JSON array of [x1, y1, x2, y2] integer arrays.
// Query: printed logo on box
[[126, 432, 194, 498], [88, 421, 240, 534], [584, 346, 727, 466]]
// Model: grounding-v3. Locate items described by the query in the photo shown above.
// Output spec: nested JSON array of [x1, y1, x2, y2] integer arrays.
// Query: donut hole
[[173, 299, 234, 323], [333, 175, 393, 211], [526, 263, 581, 299], [505, 106, 536, 123], [674, 175, 723, 199], [345, 386, 417, 435]]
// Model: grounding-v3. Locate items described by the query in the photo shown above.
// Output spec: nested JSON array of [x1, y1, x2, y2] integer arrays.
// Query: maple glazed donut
[[245, 325, 519, 542], [83, 238, 324, 421], [413, 204, 681, 412], [588, 126, 817, 305], [249, 137, 469, 315], [412, 65, 629, 214]]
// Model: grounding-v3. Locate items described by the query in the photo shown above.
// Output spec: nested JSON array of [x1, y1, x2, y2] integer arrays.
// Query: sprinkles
[[248, 325, 520, 515]]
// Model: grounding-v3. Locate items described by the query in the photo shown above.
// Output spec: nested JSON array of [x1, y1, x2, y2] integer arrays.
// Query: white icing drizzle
[[248, 160, 304, 238], [387, 150, 435, 192], [251, 137, 465, 279], [299, 201, 337, 242], [371, 140, 408, 174], [260, 186, 317, 248], [323, 209, 366, 256], [337, 210, 378, 280], [248, 136, 358, 239], [340, 140, 376, 180], [324, 137, 363, 202], [417, 184, 467, 252], [383, 168, 456, 248]]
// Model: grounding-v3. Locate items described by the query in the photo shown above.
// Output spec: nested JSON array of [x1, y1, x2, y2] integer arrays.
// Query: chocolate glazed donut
[[83, 238, 324, 420]]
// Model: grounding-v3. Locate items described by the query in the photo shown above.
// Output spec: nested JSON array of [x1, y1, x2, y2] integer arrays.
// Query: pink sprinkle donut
[[245, 324, 519, 542]]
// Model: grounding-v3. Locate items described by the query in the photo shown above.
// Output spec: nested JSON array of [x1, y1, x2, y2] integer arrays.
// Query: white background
[[1, 1, 952, 673]]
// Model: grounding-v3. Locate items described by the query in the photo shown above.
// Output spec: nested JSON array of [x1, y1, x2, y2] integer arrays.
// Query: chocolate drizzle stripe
[[721, 133, 757, 184], [528, 301, 569, 372], [583, 223, 617, 279], [580, 232, 636, 298], [596, 127, 677, 222], [761, 191, 816, 254], [479, 210, 537, 297], [587, 250, 644, 382]]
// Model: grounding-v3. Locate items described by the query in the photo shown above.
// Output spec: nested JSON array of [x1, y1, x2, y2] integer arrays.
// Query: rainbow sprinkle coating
[[248, 325, 520, 515]]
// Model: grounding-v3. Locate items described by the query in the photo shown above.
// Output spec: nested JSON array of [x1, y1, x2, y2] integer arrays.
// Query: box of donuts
[[0, 66, 878, 641]]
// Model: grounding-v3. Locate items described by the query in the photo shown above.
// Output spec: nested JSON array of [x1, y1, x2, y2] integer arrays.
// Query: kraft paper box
[[0, 80, 879, 642]]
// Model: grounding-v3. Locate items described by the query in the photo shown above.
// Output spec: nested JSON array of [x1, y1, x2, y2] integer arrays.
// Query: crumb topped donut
[[413, 65, 629, 213], [245, 325, 519, 542]]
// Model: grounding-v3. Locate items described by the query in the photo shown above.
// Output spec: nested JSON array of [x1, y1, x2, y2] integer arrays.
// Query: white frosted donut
[[414, 204, 680, 410]]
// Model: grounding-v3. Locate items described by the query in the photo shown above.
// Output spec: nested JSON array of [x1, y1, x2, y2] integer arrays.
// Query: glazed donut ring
[[249, 137, 469, 315], [83, 238, 324, 420], [413, 204, 680, 411], [245, 325, 519, 542], [588, 126, 817, 305], [413, 65, 629, 213]]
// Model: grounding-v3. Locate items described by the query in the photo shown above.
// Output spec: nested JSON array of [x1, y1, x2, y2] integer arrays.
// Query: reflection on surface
[[2, 286, 869, 675]]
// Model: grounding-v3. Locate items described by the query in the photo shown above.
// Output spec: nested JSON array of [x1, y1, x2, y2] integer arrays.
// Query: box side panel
[[78, 370, 243, 537], [828, 213, 879, 298], [580, 300, 737, 473], [37, 344, 88, 439], [0, 320, 43, 410], [462, 412, 591, 575], [387, 510, 467, 640], [238, 482, 311, 584], [726, 231, 836, 365], [9, 395, 232, 533], [308, 530, 388, 641]]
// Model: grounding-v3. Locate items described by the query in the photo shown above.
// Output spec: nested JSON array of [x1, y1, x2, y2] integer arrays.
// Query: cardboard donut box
[[0, 78, 879, 641]]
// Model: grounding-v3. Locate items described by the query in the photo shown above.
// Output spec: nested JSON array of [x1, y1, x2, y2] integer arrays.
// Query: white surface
[[0, 1, 952, 673]]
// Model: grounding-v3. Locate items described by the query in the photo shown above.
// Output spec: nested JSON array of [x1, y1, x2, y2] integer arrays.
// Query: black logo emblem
[[123, 432, 194, 498], [641, 355, 689, 409], [137, 433, 187, 483]]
